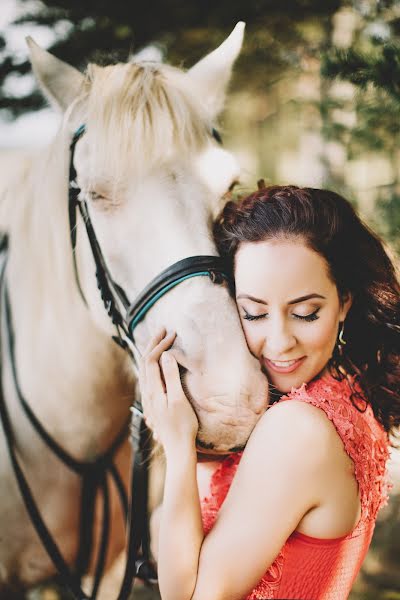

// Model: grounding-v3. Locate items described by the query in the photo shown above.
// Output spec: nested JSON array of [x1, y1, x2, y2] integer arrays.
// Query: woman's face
[[234, 238, 352, 393]]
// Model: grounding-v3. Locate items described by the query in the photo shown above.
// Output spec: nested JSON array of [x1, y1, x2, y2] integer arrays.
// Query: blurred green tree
[[0, 0, 342, 116], [320, 0, 400, 253], [321, 5, 400, 593]]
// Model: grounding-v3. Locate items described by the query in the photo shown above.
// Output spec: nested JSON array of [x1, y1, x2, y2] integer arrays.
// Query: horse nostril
[[196, 439, 215, 450], [229, 444, 245, 453], [177, 365, 196, 406], [178, 364, 188, 381]]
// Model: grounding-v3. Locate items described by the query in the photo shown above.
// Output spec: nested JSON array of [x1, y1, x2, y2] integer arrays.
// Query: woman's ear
[[339, 292, 353, 321]]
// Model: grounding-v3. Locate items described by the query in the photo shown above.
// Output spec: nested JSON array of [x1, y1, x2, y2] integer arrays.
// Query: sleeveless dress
[[200, 373, 391, 600]]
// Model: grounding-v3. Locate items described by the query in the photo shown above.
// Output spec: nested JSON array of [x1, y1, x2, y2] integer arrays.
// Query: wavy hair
[[214, 186, 400, 434]]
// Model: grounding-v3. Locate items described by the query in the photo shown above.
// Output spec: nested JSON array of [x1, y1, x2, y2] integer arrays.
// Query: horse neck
[[3, 138, 133, 460]]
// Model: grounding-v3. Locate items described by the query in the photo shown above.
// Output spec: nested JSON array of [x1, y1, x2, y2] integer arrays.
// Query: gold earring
[[338, 322, 346, 346]]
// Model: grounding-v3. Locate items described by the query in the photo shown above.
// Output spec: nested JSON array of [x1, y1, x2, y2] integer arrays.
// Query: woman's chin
[[262, 362, 318, 395], [265, 372, 304, 395]]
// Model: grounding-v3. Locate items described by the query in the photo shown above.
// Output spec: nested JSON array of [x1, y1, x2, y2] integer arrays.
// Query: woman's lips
[[263, 356, 306, 374]]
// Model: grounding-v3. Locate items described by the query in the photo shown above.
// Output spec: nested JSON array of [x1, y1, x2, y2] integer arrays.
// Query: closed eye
[[242, 308, 267, 321], [242, 308, 321, 322], [293, 309, 320, 322]]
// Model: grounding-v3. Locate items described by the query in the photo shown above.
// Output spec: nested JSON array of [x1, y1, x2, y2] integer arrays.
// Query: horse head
[[27, 24, 269, 454]]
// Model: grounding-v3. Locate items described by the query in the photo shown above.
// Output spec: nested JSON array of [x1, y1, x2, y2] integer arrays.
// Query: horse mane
[[80, 61, 211, 187]]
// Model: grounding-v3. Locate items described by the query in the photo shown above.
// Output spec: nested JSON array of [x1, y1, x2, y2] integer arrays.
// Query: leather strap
[[0, 246, 89, 599], [127, 255, 230, 332], [69, 125, 87, 306], [0, 234, 130, 600]]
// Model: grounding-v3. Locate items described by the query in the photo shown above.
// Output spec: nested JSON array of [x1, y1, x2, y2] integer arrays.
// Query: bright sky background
[[0, 0, 60, 148]]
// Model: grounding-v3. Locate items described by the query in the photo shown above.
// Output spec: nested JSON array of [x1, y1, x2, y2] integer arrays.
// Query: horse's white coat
[[0, 23, 268, 596]]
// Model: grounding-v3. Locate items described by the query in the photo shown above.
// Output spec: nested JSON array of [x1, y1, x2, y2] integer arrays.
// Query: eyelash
[[242, 309, 320, 322]]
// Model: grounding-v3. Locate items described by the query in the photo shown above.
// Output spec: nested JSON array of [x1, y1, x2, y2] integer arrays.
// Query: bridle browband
[[0, 122, 232, 600]]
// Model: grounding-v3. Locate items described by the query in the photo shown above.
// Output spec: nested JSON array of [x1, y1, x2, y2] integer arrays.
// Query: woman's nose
[[263, 321, 296, 357]]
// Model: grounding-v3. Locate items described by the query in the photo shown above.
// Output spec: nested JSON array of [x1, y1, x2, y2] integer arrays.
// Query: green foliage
[[320, 0, 400, 254], [322, 44, 400, 101], [378, 192, 400, 255], [1, 0, 341, 116]]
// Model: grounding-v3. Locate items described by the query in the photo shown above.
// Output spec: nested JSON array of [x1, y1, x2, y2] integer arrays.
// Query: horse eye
[[88, 190, 107, 201], [228, 180, 239, 192]]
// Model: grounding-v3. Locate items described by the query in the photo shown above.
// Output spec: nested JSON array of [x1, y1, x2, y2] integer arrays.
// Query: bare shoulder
[[243, 399, 340, 471], [257, 398, 335, 439]]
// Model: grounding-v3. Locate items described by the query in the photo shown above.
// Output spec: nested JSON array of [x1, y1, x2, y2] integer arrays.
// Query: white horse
[[0, 23, 268, 598]]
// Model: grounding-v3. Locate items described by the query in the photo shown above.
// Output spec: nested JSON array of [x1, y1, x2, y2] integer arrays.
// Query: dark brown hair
[[214, 185, 400, 433]]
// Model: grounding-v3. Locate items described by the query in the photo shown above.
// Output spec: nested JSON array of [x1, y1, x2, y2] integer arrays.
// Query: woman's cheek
[[304, 314, 338, 354]]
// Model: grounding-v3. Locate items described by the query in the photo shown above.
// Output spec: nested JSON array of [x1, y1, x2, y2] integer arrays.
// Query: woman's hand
[[138, 328, 199, 456]]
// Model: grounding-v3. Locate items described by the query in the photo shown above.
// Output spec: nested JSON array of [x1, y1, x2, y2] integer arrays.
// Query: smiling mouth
[[268, 359, 299, 367], [264, 357, 306, 373]]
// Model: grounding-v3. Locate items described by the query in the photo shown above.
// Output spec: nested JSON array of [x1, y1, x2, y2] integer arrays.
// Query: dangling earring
[[329, 321, 347, 378], [337, 322, 346, 354]]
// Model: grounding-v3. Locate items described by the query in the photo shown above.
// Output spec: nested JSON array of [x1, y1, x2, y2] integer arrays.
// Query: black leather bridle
[[0, 123, 232, 600], [68, 124, 231, 599], [68, 125, 230, 360]]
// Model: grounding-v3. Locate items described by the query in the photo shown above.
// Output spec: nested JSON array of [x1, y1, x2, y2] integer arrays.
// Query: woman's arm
[[139, 331, 333, 600], [190, 400, 330, 600], [139, 330, 203, 600], [158, 443, 202, 600]]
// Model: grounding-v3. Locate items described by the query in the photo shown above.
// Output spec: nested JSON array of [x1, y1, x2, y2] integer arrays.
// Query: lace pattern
[[201, 453, 286, 599], [200, 373, 391, 599], [202, 453, 241, 535], [282, 374, 391, 526]]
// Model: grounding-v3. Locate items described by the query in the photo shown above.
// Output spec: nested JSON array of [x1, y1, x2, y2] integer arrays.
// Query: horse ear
[[26, 37, 85, 112], [187, 22, 245, 118]]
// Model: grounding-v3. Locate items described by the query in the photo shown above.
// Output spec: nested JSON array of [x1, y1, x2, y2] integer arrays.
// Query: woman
[[139, 185, 400, 600]]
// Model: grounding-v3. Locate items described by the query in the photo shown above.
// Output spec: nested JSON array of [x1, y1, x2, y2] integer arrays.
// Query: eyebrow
[[236, 293, 326, 305]]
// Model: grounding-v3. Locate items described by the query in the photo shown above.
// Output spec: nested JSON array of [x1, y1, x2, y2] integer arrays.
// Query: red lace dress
[[200, 373, 391, 600]]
